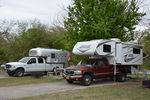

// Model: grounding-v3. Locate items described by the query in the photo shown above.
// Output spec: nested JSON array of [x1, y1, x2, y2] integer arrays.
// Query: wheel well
[[83, 71, 93, 77], [56, 66, 59, 69], [53, 66, 59, 72]]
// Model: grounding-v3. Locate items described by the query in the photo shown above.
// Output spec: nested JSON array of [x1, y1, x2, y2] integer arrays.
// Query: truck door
[[26, 58, 37, 72], [93, 60, 110, 78], [37, 58, 45, 72]]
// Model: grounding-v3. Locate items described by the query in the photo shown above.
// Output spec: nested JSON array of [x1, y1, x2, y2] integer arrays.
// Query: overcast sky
[[0, 0, 150, 30], [0, 0, 71, 26]]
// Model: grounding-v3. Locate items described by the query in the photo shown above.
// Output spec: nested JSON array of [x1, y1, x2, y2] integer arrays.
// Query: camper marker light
[[74, 70, 82, 74]]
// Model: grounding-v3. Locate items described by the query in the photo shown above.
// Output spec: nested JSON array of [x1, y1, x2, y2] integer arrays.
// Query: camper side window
[[133, 48, 140, 54], [51, 53, 55, 58], [103, 45, 111, 52]]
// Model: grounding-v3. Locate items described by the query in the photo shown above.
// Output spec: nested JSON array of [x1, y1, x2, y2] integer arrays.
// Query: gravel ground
[[0, 71, 149, 100], [0, 79, 115, 100]]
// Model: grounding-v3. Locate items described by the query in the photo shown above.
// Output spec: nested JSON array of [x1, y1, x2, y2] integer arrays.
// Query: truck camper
[[5, 48, 69, 77], [63, 38, 143, 85]]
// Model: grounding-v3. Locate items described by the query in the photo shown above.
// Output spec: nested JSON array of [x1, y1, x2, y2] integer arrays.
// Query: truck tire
[[7, 72, 14, 76], [53, 67, 59, 75], [83, 74, 92, 86], [117, 73, 126, 82], [14, 69, 24, 77], [66, 80, 73, 84]]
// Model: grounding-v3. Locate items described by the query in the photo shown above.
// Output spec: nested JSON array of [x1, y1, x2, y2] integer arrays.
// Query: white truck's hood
[[6, 62, 26, 66]]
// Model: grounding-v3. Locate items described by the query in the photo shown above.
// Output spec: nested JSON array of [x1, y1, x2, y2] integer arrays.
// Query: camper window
[[133, 48, 140, 54], [38, 58, 44, 63], [103, 45, 111, 52], [51, 53, 55, 58]]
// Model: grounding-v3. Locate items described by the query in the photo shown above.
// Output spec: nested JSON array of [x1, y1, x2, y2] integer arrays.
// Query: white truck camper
[[5, 48, 69, 77], [29, 48, 69, 67], [73, 38, 143, 66], [63, 38, 143, 85]]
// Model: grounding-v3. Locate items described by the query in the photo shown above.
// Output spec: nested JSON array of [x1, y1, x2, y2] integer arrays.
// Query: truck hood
[[66, 66, 93, 70], [6, 62, 25, 66]]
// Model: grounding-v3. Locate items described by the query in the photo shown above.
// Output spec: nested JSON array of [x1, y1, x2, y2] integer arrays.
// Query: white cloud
[[0, 0, 71, 26]]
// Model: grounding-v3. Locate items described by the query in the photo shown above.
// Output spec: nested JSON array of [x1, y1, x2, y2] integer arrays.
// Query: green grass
[[127, 74, 150, 79], [14, 82, 150, 100], [0, 76, 64, 87], [0, 67, 4, 70]]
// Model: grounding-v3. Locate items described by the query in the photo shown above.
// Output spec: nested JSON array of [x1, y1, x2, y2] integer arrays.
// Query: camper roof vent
[[110, 38, 120, 42]]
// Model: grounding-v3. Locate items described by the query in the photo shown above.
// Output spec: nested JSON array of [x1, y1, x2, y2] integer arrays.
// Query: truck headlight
[[74, 70, 82, 74]]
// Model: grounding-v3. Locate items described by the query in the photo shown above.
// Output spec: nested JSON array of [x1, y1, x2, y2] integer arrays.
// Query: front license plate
[[66, 76, 70, 80]]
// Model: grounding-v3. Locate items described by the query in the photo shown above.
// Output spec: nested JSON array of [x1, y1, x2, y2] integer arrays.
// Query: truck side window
[[103, 61, 108, 66], [38, 58, 44, 63], [51, 53, 55, 58], [29, 58, 36, 64], [95, 61, 103, 67]]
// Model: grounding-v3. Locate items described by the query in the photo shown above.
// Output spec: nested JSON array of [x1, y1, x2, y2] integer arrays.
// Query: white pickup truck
[[5, 48, 69, 76]]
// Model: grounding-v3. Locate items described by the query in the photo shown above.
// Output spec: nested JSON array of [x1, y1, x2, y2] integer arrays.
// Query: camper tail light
[[74, 70, 82, 75]]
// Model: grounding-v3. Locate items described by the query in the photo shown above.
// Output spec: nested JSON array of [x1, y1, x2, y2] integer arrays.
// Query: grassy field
[[0, 76, 64, 87], [14, 82, 150, 100]]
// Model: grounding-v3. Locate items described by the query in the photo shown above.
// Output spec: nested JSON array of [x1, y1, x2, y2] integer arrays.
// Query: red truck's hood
[[66, 66, 93, 70]]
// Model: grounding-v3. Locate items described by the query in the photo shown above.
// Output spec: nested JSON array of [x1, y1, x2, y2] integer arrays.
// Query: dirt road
[[0, 79, 114, 100]]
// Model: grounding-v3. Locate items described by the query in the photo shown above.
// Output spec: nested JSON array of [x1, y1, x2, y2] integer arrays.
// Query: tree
[[137, 23, 150, 69], [64, 0, 145, 49]]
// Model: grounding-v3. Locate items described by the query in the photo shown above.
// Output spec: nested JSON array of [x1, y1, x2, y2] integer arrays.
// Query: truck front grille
[[65, 69, 74, 75], [5, 65, 11, 68]]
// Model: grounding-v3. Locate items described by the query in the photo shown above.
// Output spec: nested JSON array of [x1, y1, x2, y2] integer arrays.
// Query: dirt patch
[[0, 70, 6, 75]]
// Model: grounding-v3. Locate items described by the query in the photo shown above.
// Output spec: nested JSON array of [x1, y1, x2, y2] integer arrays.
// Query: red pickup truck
[[63, 58, 129, 86]]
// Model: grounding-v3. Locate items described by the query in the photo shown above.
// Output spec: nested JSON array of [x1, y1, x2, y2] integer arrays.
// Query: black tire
[[83, 74, 92, 86], [14, 69, 24, 77], [117, 73, 126, 82], [53, 67, 59, 75], [66, 80, 73, 84], [7, 72, 14, 76]]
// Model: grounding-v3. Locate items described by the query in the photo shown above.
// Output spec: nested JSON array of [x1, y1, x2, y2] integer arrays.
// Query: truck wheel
[[53, 67, 59, 75], [117, 73, 126, 82], [66, 80, 73, 84], [83, 74, 92, 86], [14, 69, 24, 77], [7, 72, 14, 76]]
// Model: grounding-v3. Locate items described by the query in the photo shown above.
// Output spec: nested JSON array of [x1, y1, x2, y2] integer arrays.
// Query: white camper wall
[[120, 43, 143, 65], [96, 41, 116, 56]]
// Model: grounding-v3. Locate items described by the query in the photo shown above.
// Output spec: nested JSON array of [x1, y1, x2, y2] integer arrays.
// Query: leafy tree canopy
[[64, 0, 145, 49]]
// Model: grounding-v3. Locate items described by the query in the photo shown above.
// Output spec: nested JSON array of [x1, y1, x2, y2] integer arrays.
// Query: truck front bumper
[[4, 68, 16, 73], [63, 73, 83, 81]]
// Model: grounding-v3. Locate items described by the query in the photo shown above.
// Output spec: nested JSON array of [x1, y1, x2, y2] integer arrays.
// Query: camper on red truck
[[63, 58, 128, 86], [63, 38, 143, 85]]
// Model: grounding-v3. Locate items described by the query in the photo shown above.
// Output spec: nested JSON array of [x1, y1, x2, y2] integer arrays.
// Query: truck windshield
[[77, 59, 94, 67], [19, 57, 31, 63]]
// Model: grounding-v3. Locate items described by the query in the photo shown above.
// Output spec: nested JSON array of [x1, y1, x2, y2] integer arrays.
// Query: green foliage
[[64, 0, 145, 49], [0, 20, 67, 62], [138, 24, 150, 69]]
